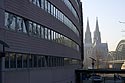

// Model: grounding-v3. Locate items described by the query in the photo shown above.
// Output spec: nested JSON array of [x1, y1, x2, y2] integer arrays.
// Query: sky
[[81, 0, 125, 51]]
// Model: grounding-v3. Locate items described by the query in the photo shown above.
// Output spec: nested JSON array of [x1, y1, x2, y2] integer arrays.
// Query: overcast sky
[[81, 0, 125, 51]]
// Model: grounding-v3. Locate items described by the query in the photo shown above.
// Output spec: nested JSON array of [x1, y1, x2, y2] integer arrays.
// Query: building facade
[[0, 0, 83, 83]]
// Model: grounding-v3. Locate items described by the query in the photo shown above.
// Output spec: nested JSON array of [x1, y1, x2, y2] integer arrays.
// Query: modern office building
[[0, 0, 83, 83]]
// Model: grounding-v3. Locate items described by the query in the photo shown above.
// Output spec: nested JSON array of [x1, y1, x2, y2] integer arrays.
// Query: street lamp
[[89, 57, 96, 69]]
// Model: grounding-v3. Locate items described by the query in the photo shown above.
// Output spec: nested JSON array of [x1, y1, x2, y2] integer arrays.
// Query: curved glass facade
[[0, 0, 83, 83], [5, 12, 80, 51], [62, 0, 79, 22], [30, 0, 80, 37], [5, 52, 80, 69]]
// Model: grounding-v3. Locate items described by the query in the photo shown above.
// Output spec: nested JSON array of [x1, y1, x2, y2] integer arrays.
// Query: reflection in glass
[[10, 53, 16, 68], [23, 54, 28, 68], [17, 54, 22, 68], [5, 53, 10, 68]]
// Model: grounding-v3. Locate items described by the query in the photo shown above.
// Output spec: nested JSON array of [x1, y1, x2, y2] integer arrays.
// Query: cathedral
[[84, 17, 109, 69]]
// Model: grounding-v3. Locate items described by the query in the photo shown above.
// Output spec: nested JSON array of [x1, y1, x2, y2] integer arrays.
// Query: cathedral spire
[[94, 17, 101, 44], [85, 17, 92, 44], [86, 17, 90, 32], [96, 17, 99, 32]]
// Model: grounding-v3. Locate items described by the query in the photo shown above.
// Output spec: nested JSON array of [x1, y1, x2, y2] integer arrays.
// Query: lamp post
[[89, 57, 96, 69], [89, 57, 96, 83]]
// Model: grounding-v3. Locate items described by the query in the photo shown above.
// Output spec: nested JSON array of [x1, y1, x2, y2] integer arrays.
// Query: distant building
[[84, 18, 93, 69], [84, 17, 108, 69]]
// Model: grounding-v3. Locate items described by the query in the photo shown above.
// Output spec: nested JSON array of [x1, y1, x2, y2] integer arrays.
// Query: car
[[89, 75, 103, 83]]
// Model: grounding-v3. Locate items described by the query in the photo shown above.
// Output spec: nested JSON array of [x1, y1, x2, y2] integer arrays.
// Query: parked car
[[89, 75, 103, 83]]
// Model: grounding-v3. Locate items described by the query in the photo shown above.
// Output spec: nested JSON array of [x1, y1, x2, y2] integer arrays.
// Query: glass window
[[47, 56, 50, 67], [38, 56, 42, 67], [42, 56, 45, 67], [53, 31, 56, 41], [16, 16, 23, 32], [37, 24, 41, 37], [10, 53, 16, 68], [60, 12, 64, 22], [47, 2, 51, 13], [53, 7, 56, 17], [41, 0, 44, 9], [51, 30, 54, 40], [36, 0, 40, 7], [33, 55, 37, 67], [17, 54, 22, 68], [62, 36, 65, 44], [5, 53, 10, 68], [45, 0, 48, 11], [41, 26, 44, 38], [44, 56, 48, 67], [45, 28, 48, 39], [22, 20, 27, 33], [55, 33, 58, 42], [51, 4, 54, 15], [60, 35, 63, 44], [9, 15, 16, 30], [5, 12, 9, 28], [32, 23, 37, 36], [58, 34, 61, 43], [29, 55, 33, 68], [56, 57, 58, 66], [23, 54, 28, 68], [28, 21, 33, 35], [58, 11, 61, 21], [53, 57, 55, 67], [60, 58, 62, 66], [63, 16, 67, 25], [55, 9, 58, 18], [48, 29, 51, 40], [49, 56, 52, 67], [51, 57, 54, 67], [55, 57, 57, 66]]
